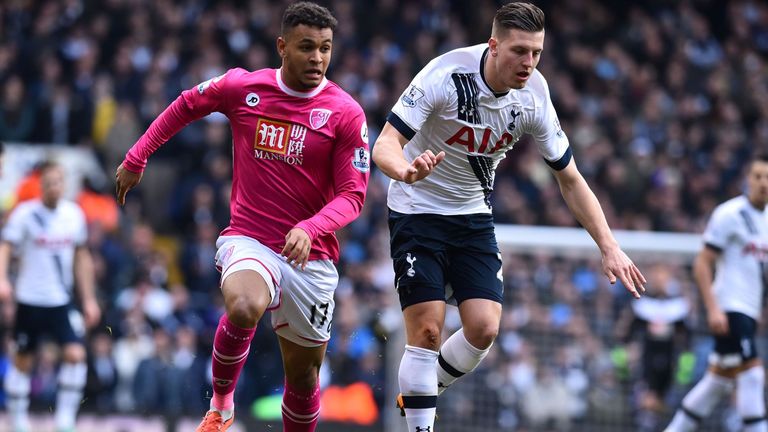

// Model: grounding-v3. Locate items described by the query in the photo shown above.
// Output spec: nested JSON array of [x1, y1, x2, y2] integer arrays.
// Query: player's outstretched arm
[[372, 122, 444, 184], [115, 163, 143, 206], [551, 159, 646, 298]]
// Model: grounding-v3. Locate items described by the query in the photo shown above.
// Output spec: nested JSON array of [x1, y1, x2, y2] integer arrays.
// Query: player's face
[[489, 29, 544, 90], [41, 166, 64, 206], [747, 160, 768, 207], [277, 24, 333, 91]]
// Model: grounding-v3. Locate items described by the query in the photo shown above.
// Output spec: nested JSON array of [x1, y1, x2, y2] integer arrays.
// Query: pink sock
[[282, 380, 321, 432], [210, 315, 256, 412]]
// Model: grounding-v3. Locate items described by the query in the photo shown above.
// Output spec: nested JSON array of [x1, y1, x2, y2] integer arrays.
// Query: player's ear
[[488, 37, 498, 57], [277, 36, 286, 58]]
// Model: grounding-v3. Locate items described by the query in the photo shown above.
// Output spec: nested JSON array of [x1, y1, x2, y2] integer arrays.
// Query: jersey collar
[[276, 68, 328, 98], [479, 47, 510, 98]]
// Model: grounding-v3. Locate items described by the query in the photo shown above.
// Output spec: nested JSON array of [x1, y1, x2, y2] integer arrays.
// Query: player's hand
[[601, 246, 646, 299], [401, 150, 446, 184], [0, 278, 12, 303], [706, 307, 729, 335], [82, 298, 101, 329], [115, 163, 143, 206], [281, 227, 311, 270]]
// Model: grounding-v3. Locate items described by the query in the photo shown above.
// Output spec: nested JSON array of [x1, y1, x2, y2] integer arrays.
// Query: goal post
[[494, 224, 702, 257]]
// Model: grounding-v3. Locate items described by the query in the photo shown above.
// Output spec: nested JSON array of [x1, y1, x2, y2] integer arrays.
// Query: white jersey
[[703, 195, 768, 319], [1, 199, 87, 307], [387, 44, 571, 215]]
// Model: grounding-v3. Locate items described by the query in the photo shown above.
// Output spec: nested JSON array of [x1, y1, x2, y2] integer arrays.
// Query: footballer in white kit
[[373, 4, 644, 431], [0, 162, 99, 432], [666, 155, 768, 432]]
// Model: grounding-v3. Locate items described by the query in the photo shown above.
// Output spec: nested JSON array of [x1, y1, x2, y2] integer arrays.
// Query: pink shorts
[[215, 235, 338, 347]]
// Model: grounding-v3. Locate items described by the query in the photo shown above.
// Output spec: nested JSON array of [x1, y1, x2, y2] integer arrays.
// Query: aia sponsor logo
[[254, 117, 307, 165], [444, 126, 516, 154], [742, 242, 768, 261], [309, 108, 332, 129]]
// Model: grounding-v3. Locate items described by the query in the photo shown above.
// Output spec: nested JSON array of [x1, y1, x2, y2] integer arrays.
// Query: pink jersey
[[123, 68, 370, 262]]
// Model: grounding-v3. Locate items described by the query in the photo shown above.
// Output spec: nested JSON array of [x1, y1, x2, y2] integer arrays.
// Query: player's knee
[[462, 322, 499, 350], [226, 294, 267, 327], [413, 323, 442, 351]]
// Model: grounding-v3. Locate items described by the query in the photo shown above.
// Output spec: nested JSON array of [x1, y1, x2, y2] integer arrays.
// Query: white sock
[[4, 364, 31, 431], [738, 366, 768, 432], [399, 345, 438, 432], [436, 328, 490, 395], [665, 372, 735, 432], [55, 362, 87, 430], [209, 399, 234, 421]]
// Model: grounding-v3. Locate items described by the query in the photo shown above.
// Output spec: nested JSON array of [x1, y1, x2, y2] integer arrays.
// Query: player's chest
[[232, 102, 336, 166], [439, 98, 528, 155], [24, 213, 76, 248]]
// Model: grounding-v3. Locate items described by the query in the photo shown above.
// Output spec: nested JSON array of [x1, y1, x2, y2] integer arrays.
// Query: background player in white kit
[[0, 162, 101, 432], [372, 3, 646, 431], [665, 154, 768, 432], [114, 2, 369, 432]]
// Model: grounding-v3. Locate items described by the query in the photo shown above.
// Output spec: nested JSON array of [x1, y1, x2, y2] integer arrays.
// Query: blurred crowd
[[0, 0, 767, 430]]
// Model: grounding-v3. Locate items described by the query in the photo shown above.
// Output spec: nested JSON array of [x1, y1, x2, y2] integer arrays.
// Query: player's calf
[[738, 365, 767, 432]]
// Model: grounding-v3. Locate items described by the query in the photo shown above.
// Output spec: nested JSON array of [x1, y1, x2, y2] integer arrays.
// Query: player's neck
[[278, 67, 319, 93], [747, 195, 766, 211], [42, 198, 58, 209]]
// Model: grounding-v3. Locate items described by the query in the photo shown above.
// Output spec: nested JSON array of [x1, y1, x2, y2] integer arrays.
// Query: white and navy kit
[[702, 195, 768, 366], [386, 44, 571, 308], [1, 199, 88, 350]]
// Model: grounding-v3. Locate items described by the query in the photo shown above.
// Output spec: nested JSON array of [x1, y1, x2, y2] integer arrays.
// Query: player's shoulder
[[712, 195, 749, 219], [9, 199, 41, 216], [435, 44, 486, 71], [59, 199, 83, 212], [323, 80, 365, 116], [222, 67, 273, 84]]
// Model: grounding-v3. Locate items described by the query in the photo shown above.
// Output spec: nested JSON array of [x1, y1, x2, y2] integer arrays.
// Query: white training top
[[387, 43, 571, 215], [703, 195, 768, 319], [2, 199, 87, 307]]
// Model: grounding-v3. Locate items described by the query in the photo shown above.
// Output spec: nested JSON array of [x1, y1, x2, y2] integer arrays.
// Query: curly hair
[[281, 2, 338, 35]]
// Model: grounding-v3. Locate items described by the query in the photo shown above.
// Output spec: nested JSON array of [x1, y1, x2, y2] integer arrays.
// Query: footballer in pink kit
[[114, 3, 369, 432]]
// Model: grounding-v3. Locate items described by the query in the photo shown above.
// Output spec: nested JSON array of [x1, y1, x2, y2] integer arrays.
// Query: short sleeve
[[388, 59, 446, 140], [1, 204, 29, 245], [529, 75, 571, 171], [702, 206, 733, 251], [73, 205, 88, 246]]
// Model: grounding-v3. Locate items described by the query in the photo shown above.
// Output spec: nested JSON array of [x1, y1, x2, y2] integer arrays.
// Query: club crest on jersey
[[507, 106, 521, 132], [309, 108, 332, 130], [401, 85, 424, 107], [352, 147, 370, 173]]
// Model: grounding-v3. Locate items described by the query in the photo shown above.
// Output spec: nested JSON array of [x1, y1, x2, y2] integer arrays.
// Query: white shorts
[[215, 235, 338, 347]]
